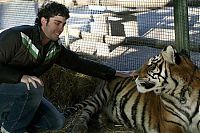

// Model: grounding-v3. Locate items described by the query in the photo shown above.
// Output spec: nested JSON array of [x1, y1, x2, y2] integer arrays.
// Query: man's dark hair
[[35, 1, 70, 26]]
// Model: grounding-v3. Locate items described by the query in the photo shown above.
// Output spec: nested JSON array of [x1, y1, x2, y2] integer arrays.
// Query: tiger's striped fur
[[67, 45, 200, 133]]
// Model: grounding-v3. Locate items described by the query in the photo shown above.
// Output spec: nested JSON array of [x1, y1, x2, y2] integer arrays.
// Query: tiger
[[65, 45, 200, 133]]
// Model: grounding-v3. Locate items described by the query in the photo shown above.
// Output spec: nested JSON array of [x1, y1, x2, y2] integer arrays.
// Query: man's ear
[[41, 17, 47, 26]]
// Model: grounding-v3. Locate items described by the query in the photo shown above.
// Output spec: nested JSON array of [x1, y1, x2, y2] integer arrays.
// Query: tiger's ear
[[162, 45, 177, 64]]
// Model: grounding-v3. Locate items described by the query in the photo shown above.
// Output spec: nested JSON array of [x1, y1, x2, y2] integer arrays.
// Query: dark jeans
[[0, 83, 65, 133]]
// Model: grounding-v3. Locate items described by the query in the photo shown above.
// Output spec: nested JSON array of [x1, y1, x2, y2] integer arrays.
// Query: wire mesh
[[66, 0, 174, 70], [188, 0, 200, 66], [0, 0, 200, 68], [0, 0, 37, 29]]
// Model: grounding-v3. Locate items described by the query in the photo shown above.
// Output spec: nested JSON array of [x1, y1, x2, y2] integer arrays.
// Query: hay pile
[[40, 64, 101, 112]]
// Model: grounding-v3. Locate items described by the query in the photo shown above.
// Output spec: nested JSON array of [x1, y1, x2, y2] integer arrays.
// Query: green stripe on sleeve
[[21, 32, 39, 59]]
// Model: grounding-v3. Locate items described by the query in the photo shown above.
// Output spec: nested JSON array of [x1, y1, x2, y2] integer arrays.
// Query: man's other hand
[[20, 75, 44, 90]]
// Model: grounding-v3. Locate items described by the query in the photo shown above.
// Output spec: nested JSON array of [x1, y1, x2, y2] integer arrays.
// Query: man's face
[[41, 15, 67, 41]]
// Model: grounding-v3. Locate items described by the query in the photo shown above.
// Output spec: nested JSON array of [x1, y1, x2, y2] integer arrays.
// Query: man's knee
[[27, 84, 44, 99]]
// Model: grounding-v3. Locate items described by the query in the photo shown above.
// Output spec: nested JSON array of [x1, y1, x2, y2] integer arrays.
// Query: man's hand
[[20, 75, 44, 90], [115, 70, 138, 78]]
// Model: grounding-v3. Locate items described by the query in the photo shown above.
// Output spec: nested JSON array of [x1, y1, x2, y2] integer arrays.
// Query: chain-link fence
[[0, 0, 200, 70], [65, 0, 170, 70], [65, 0, 200, 70]]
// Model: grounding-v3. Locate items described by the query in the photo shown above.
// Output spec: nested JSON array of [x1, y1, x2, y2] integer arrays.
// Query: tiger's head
[[135, 45, 197, 94]]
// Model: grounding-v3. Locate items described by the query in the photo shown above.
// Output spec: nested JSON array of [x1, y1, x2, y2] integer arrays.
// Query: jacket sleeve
[[0, 30, 24, 83], [56, 46, 116, 80]]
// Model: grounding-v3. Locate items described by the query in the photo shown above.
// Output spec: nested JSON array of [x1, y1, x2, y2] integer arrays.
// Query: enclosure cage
[[0, 0, 200, 70]]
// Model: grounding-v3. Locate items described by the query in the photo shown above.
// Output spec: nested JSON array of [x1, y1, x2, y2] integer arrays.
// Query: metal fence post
[[173, 0, 190, 57]]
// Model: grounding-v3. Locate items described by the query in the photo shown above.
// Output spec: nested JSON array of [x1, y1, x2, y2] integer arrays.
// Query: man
[[0, 1, 134, 133]]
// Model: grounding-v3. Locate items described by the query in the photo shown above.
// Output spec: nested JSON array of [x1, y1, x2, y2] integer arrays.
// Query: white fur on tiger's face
[[136, 45, 181, 94]]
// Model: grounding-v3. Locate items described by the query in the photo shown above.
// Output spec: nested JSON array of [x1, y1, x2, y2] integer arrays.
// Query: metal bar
[[173, 0, 190, 57]]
